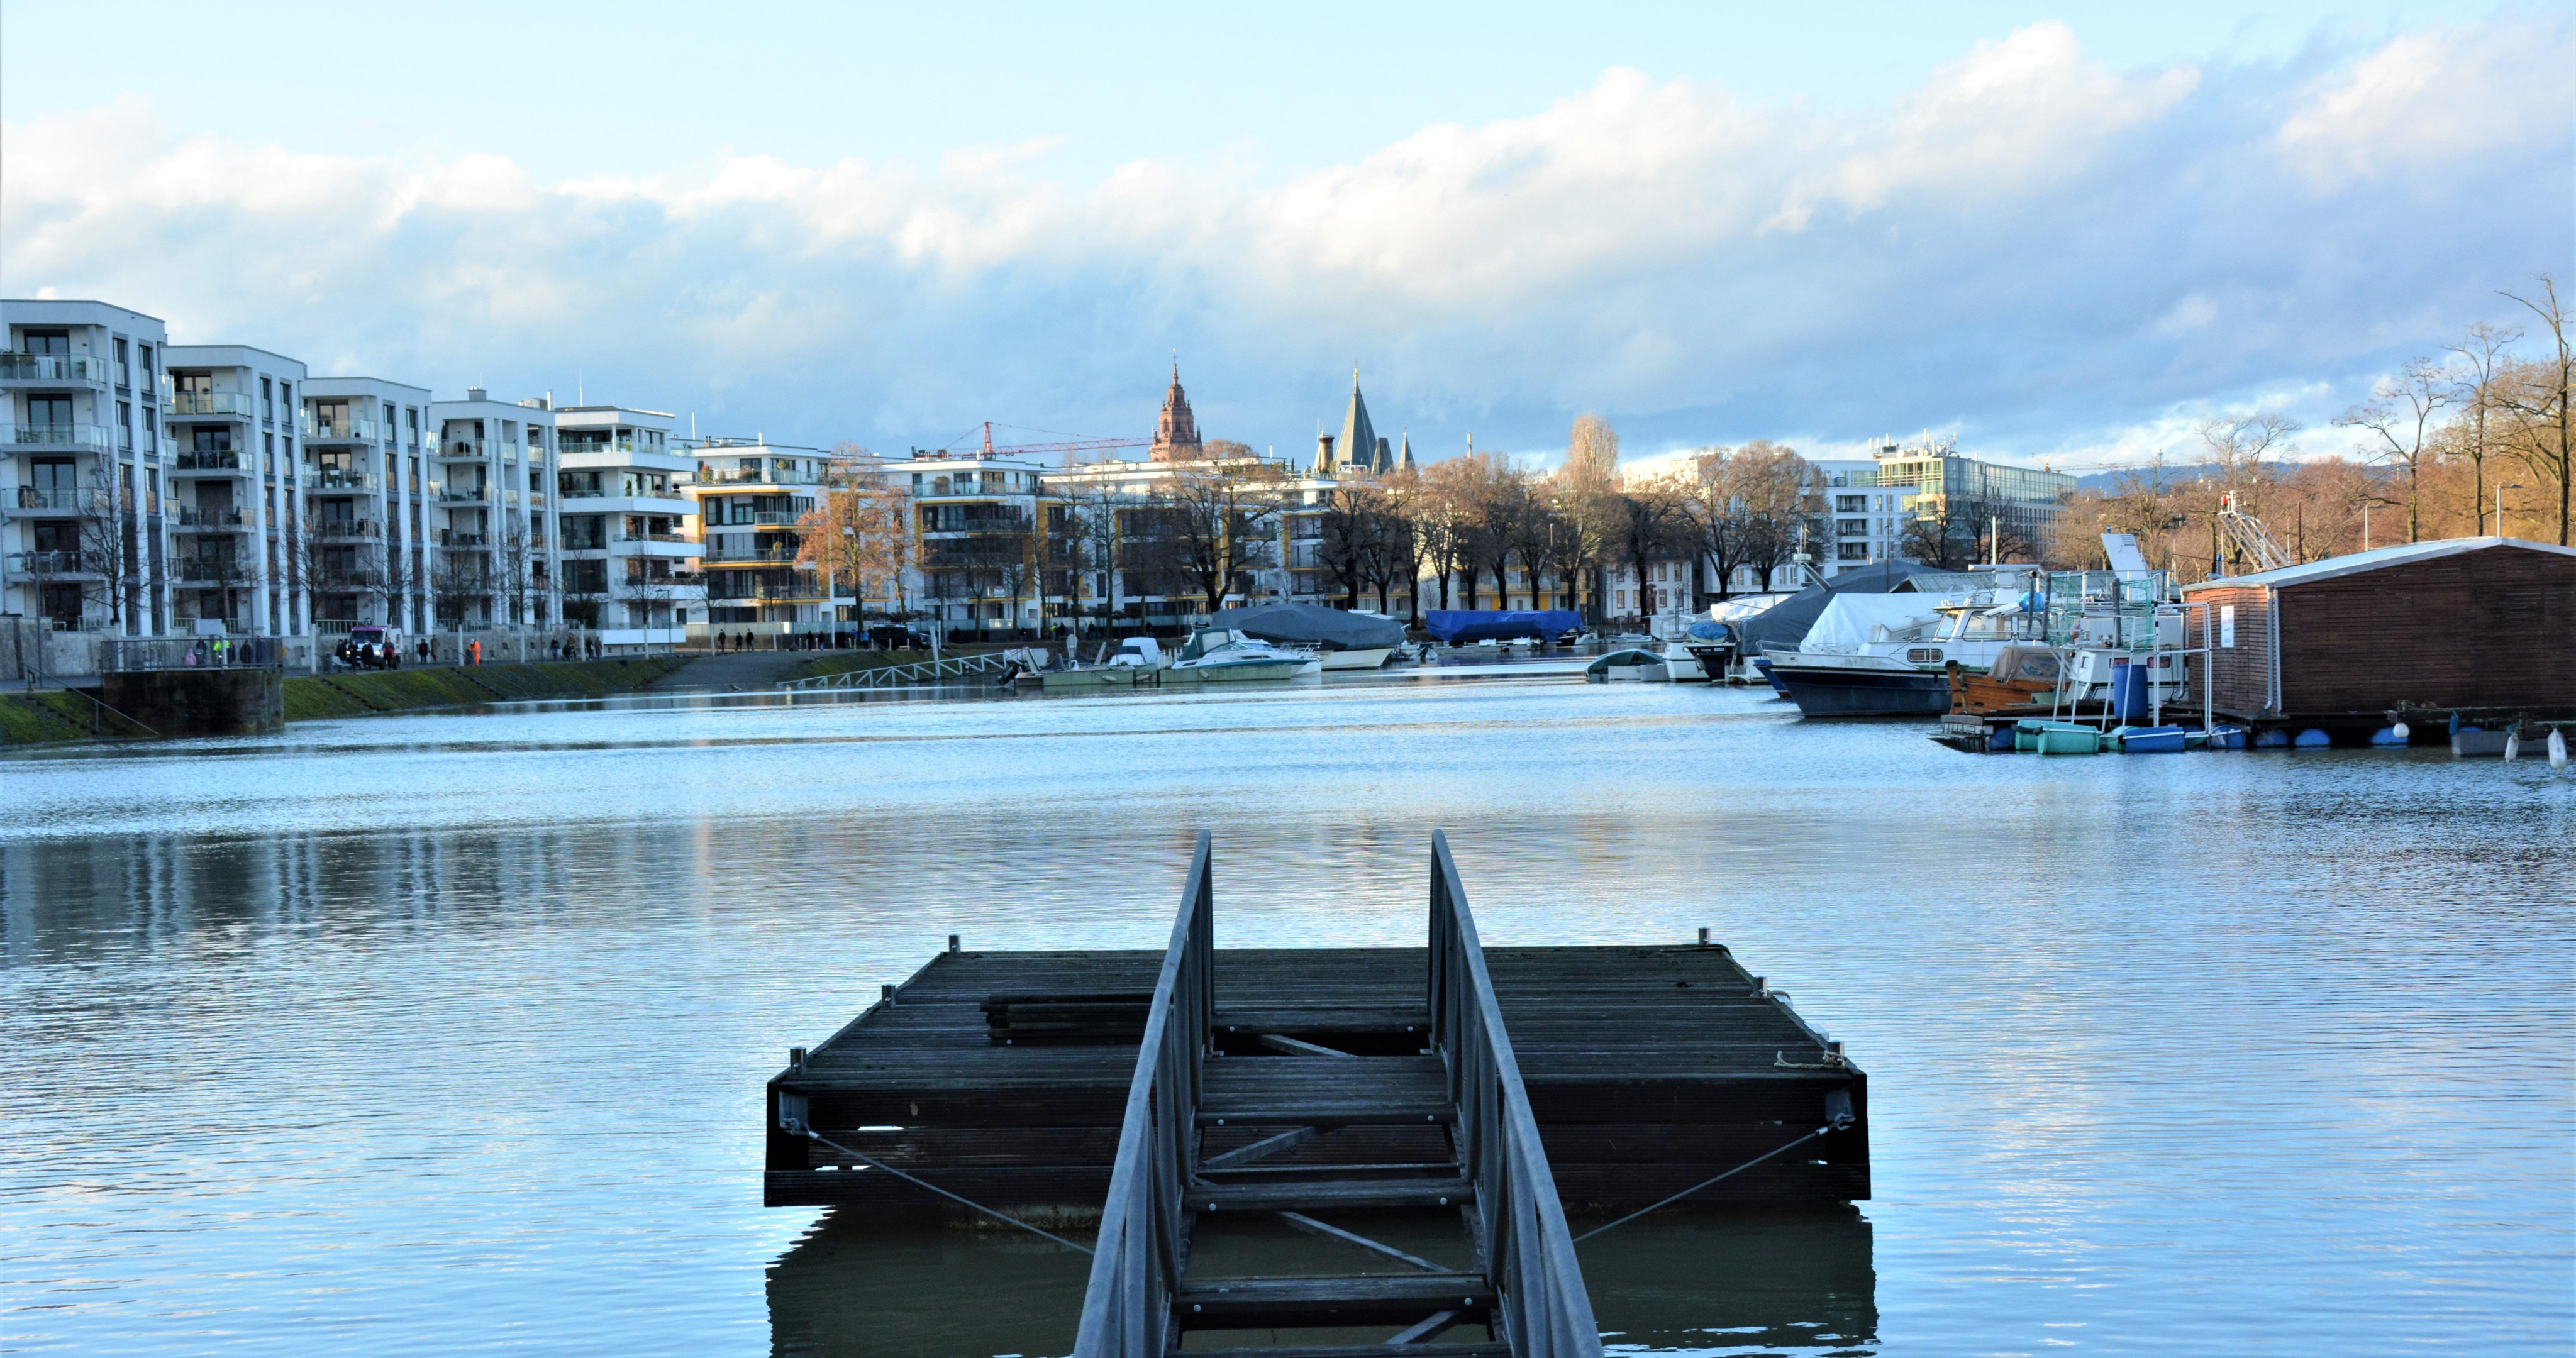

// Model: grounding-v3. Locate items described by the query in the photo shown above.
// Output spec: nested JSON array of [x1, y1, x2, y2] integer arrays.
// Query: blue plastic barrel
[[2111, 661, 2149, 721]]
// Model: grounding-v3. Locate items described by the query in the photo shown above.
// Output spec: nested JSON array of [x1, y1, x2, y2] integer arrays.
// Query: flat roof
[[2, 298, 167, 322], [2180, 536, 2576, 592]]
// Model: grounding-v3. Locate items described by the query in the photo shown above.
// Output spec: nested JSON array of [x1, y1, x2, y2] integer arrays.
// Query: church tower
[[1336, 366, 1379, 477], [1149, 361, 1204, 463]]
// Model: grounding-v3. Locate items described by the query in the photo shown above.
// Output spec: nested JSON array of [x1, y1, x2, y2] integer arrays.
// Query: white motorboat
[[1165, 629, 1319, 682]]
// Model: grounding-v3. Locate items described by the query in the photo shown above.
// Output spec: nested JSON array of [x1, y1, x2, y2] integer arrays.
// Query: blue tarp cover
[[1423, 609, 1584, 644]]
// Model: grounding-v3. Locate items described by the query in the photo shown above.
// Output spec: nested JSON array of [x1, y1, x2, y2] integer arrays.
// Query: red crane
[[944, 422, 1152, 460]]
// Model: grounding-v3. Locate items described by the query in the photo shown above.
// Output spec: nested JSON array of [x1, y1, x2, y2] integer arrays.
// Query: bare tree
[[75, 483, 133, 631], [2496, 274, 2572, 544], [1731, 442, 1822, 590], [2445, 321, 2522, 534], [1150, 464, 1285, 618], [2335, 358, 2450, 544]]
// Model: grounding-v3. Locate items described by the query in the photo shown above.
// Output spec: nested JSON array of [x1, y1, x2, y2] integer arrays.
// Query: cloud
[[3, 16, 2567, 466]]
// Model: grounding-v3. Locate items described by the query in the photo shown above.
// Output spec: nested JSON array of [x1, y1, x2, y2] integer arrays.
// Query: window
[[1837, 543, 1870, 561], [1836, 495, 1867, 513], [137, 343, 155, 380], [118, 401, 133, 450], [23, 330, 68, 355]]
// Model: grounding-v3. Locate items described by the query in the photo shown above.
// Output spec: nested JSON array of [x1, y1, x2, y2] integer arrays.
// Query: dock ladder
[[1073, 832, 1601, 1358]]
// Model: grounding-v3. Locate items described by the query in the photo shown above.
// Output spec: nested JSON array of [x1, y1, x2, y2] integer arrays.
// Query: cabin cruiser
[[1211, 602, 1403, 671], [1164, 628, 1320, 682], [1764, 588, 2040, 716]]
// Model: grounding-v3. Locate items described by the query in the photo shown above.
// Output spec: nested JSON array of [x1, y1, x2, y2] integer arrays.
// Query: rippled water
[[3, 677, 2570, 1355]]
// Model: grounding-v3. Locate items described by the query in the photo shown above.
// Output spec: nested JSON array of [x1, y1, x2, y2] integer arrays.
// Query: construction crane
[[2215, 492, 2294, 575], [944, 422, 1152, 461]]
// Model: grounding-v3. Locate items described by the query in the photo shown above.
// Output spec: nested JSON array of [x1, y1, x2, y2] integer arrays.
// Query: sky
[[3, 1, 2568, 471]]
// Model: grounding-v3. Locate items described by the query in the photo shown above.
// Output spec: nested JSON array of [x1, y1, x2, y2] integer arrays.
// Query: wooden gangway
[[765, 835, 1870, 1355], [779, 651, 1014, 690]]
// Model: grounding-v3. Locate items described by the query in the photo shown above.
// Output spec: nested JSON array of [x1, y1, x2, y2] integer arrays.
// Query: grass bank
[[2, 689, 156, 744], [282, 656, 690, 722]]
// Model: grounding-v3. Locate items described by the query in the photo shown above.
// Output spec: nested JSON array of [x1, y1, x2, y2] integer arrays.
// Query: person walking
[[469, 639, 481, 666]]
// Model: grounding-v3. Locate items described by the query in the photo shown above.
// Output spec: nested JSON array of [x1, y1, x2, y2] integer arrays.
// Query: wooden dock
[[765, 835, 1868, 1356]]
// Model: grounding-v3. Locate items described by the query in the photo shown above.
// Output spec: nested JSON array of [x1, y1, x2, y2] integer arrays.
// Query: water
[[3, 678, 2570, 1356]]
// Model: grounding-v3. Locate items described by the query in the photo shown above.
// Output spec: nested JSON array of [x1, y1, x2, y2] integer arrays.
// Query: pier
[[765, 834, 1868, 1355]]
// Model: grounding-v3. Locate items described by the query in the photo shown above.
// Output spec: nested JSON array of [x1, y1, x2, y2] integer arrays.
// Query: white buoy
[[2551, 728, 2569, 770], [2391, 720, 2409, 742], [2504, 730, 2521, 761]]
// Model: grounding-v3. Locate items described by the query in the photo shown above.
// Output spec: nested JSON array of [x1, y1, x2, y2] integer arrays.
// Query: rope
[[791, 1124, 1094, 1255], [1571, 1120, 1845, 1242]]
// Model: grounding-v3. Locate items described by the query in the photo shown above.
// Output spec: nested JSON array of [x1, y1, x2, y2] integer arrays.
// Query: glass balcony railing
[[0, 353, 111, 384], [438, 443, 487, 461], [13, 485, 84, 511], [308, 470, 377, 492], [303, 416, 384, 443], [312, 519, 380, 539], [177, 507, 247, 529], [438, 485, 489, 502], [3, 422, 112, 449], [168, 390, 256, 417], [439, 531, 490, 548]]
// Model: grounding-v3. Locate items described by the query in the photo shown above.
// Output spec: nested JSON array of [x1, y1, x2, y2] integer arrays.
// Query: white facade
[[426, 389, 558, 628], [1812, 458, 1910, 576], [1, 299, 170, 634], [303, 377, 433, 632], [165, 343, 311, 636], [686, 438, 830, 632], [555, 404, 700, 648]]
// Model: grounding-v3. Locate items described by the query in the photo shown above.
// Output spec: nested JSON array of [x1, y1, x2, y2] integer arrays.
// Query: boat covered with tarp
[[1211, 602, 1406, 670], [1422, 609, 1584, 646], [1729, 559, 1950, 657]]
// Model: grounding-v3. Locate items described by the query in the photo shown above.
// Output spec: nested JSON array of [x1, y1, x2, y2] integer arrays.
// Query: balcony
[[438, 485, 489, 503], [707, 511, 803, 527], [696, 466, 818, 485], [438, 442, 487, 461], [4, 422, 112, 450], [177, 507, 248, 529], [303, 416, 384, 443], [312, 519, 381, 539], [168, 390, 256, 418], [439, 530, 490, 548], [704, 546, 798, 564], [630, 530, 693, 544], [314, 570, 384, 590], [12, 485, 86, 512], [5, 549, 90, 575], [175, 560, 247, 583], [0, 354, 112, 385], [308, 469, 378, 492], [174, 449, 247, 472]]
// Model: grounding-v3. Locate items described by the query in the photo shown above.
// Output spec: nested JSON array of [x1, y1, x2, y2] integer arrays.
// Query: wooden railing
[[1072, 831, 1214, 1358], [1429, 831, 1602, 1357]]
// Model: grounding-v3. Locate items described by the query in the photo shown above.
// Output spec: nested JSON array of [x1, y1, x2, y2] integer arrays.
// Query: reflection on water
[[3, 680, 2570, 1355], [763, 1206, 1873, 1357]]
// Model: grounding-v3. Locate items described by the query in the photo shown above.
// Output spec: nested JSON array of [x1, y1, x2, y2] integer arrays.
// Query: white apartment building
[[165, 343, 310, 636], [686, 437, 833, 636], [302, 377, 433, 633], [1, 299, 168, 634], [427, 389, 558, 629], [555, 404, 701, 648]]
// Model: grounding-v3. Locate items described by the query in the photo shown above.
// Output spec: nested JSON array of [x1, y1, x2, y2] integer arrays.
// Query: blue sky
[[3, 2, 2567, 469]]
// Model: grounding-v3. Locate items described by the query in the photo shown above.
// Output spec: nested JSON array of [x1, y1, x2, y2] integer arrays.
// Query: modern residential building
[[685, 437, 831, 636], [427, 389, 558, 629], [165, 343, 310, 636], [896, 450, 1058, 634], [302, 377, 433, 633], [556, 404, 701, 648], [1, 299, 168, 634]]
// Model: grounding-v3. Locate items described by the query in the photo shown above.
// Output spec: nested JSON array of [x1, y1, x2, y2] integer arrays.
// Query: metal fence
[[1430, 831, 1603, 1357], [1072, 832, 1214, 1358], [102, 636, 287, 672]]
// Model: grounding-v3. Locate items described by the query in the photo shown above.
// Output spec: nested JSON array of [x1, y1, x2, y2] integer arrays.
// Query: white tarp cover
[[1797, 596, 1947, 653], [1708, 593, 1795, 624]]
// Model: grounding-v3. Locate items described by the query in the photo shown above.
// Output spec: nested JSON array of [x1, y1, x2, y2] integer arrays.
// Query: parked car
[[866, 624, 934, 650]]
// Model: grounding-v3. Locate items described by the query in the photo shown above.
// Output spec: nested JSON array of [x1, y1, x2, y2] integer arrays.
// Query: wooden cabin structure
[[765, 834, 1868, 1357], [2179, 537, 2576, 729]]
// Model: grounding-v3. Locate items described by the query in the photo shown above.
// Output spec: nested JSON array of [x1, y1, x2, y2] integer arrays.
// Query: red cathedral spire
[[1150, 359, 1204, 462]]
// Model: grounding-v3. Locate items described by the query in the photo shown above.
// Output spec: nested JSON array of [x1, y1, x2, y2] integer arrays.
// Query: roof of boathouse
[[2179, 536, 2576, 592]]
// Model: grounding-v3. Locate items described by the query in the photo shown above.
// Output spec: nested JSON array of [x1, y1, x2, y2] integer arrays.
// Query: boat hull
[[1039, 667, 1151, 690], [1163, 659, 1307, 683], [1318, 647, 1392, 671], [1772, 664, 1950, 717]]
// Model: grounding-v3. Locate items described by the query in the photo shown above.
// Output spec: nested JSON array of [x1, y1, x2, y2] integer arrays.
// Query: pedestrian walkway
[[666, 649, 813, 690]]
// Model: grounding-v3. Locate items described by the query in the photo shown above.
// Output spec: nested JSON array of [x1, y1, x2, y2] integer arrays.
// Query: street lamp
[[2499, 484, 2524, 539]]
